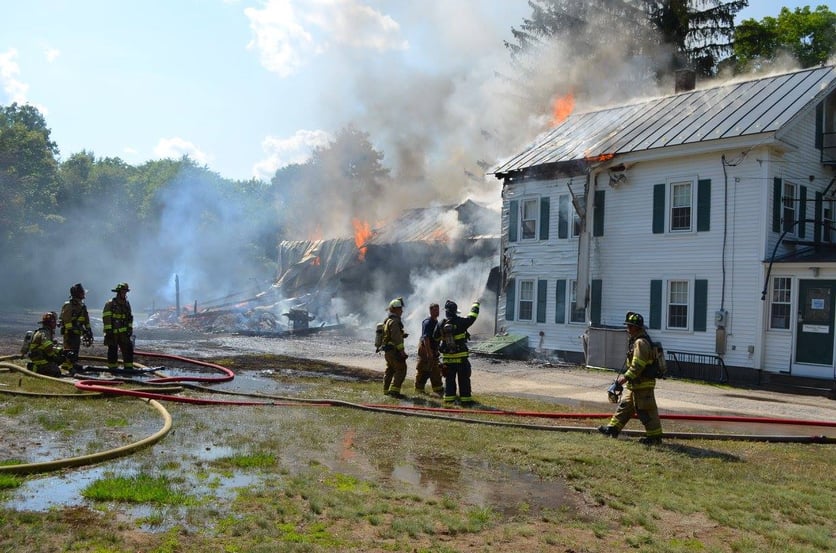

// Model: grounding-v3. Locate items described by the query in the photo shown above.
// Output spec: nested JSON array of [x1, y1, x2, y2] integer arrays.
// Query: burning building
[[275, 199, 500, 328]]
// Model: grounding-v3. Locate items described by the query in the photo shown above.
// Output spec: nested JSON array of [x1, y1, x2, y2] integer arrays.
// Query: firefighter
[[60, 282, 93, 373], [598, 311, 663, 445], [382, 297, 409, 398], [28, 312, 64, 377], [414, 302, 443, 396], [103, 282, 134, 370], [434, 299, 480, 406]]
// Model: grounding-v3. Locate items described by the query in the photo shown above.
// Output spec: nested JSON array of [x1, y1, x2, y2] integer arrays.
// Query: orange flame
[[551, 92, 575, 126], [311, 256, 321, 266], [585, 152, 615, 162], [352, 219, 372, 261]]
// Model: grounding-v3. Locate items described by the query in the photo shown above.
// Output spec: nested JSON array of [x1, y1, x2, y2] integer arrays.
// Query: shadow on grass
[[661, 442, 742, 462]]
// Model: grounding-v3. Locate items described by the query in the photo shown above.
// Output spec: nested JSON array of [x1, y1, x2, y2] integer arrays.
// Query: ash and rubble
[[139, 200, 500, 336]]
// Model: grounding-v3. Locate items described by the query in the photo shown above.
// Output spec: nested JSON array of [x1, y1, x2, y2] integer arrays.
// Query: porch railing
[[666, 350, 728, 383]]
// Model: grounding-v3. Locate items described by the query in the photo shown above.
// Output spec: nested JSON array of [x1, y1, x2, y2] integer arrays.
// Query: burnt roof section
[[493, 65, 836, 179], [366, 199, 499, 245]]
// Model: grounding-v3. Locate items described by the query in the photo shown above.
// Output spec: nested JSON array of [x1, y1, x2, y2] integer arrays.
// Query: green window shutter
[[694, 280, 708, 332], [650, 280, 662, 330], [590, 280, 602, 326], [652, 184, 665, 234], [555, 280, 566, 324], [509, 200, 518, 242], [536, 280, 547, 323], [772, 178, 781, 233], [697, 179, 711, 232], [816, 102, 823, 150], [539, 197, 550, 240], [815, 192, 823, 243], [505, 278, 516, 321], [593, 189, 605, 236], [558, 195, 568, 238], [799, 186, 807, 239]]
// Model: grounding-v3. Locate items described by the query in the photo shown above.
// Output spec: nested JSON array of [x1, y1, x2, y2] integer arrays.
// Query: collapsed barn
[[275, 199, 501, 329]]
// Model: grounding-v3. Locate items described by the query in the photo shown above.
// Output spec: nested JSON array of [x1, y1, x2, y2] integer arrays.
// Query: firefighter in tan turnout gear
[[60, 282, 93, 373], [382, 297, 409, 399], [27, 312, 64, 377], [598, 312, 663, 445], [103, 282, 134, 370]]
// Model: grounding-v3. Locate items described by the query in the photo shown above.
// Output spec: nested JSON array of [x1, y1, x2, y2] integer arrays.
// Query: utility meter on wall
[[714, 309, 728, 328]]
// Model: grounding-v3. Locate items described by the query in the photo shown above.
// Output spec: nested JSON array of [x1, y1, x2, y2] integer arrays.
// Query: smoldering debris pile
[[139, 200, 500, 335]]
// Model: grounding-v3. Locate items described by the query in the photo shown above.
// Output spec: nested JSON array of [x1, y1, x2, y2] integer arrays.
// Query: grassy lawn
[[0, 358, 834, 553]]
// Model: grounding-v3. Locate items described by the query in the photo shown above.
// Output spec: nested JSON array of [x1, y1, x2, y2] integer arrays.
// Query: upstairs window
[[521, 199, 538, 240], [670, 181, 692, 231], [782, 181, 797, 234]]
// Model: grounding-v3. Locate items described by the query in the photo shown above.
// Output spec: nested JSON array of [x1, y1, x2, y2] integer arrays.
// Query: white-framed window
[[782, 181, 797, 234], [670, 180, 693, 232], [572, 205, 581, 237], [521, 199, 539, 240], [823, 200, 834, 243], [769, 277, 792, 330], [667, 280, 690, 329], [569, 280, 585, 323], [518, 279, 535, 320]]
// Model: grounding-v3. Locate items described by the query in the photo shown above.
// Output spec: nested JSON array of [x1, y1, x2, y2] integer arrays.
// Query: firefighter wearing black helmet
[[60, 283, 93, 373], [103, 283, 134, 370], [28, 312, 64, 377], [433, 299, 480, 405], [598, 312, 663, 445]]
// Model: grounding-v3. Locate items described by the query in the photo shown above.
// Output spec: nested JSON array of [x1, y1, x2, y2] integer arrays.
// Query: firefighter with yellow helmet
[[598, 311, 663, 444], [103, 282, 134, 370], [28, 312, 64, 377], [60, 282, 93, 373], [381, 297, 409, 398]]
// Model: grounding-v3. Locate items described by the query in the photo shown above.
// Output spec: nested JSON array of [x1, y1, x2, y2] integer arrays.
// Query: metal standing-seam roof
[[493, 65, 836, 178]]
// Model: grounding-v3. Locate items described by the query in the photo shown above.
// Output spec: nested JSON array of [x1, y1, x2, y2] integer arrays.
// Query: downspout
[[574, 172, 594, 316]]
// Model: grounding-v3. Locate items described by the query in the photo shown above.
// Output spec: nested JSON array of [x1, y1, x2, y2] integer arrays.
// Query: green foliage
[[82, 473, 188, 504], [733, 5, 836, 70], [506, 1, 747, 79]]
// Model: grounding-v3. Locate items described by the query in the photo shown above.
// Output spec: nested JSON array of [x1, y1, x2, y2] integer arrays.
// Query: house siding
[[498, 75, 836, 379]]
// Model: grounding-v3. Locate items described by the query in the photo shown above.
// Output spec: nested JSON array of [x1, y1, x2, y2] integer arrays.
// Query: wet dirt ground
[[2, 309, 835, 521]]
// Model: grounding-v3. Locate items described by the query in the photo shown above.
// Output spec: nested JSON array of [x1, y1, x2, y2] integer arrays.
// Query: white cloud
[[153, 137, 211, 165], [244, 0, 407, 77], [0, 48, 29, 104], [252, 128, 332, 180], [44, 47, 60, 63]]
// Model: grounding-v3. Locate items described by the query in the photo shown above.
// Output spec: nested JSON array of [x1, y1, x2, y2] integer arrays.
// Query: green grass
[[0, 360, 834, 553], [82, 473, 189, 505]]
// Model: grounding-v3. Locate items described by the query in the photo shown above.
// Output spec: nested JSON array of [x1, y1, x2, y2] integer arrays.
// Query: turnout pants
[[608, 387, 662, 438]]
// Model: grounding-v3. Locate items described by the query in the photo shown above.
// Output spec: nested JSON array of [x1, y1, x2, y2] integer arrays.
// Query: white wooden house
[[492, 66, 836, 385]]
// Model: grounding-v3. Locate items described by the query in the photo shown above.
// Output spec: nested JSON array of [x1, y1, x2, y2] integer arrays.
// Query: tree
[[506, 0, 748, 79], [270, 126, 390, 241], [644, 0, 748, 76], [733, 5, 836, 71], [0, 103, 60, 241]]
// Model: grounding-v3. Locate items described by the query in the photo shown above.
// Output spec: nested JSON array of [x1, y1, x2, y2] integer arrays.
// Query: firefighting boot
[[597, 425, 620, 438]]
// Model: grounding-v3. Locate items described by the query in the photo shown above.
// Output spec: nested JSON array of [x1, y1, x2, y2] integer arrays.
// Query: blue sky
[[0, 1, 829, 182]]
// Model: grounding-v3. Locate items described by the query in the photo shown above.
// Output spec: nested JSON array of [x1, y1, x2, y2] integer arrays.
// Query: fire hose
[[1, 350, 834, 476]]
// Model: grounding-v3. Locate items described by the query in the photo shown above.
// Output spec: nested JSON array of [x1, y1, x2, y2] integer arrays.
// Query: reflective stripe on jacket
[[624, 334, 656, 390], [103, 298, 133, 335]]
